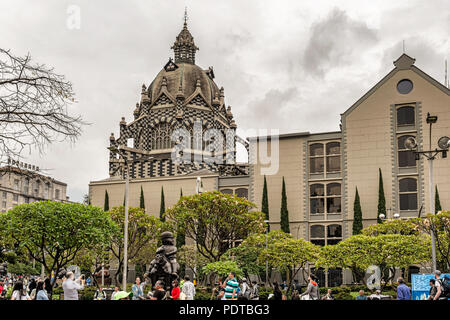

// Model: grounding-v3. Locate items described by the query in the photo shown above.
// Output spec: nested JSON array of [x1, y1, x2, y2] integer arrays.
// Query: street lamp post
[[122, 160, 130, 291], [404, 113, 450, 272], [108, 145, 152, 291]]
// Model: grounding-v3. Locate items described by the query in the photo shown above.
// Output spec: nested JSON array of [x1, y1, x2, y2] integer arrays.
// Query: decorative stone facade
[[107, 19, 247, 181]]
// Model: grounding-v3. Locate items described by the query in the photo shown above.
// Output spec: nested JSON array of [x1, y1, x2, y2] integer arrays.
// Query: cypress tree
[[176, 224, 185, 249], [280, 177, 290, 233], [377, 168, 386, 224], [262, 175, 270, 231], [139, 186, 145, 210], [435, 185, 442, 213], [353, 187, 363, 235], [103, 190, 109, 212], [160, 186, 165, 222]]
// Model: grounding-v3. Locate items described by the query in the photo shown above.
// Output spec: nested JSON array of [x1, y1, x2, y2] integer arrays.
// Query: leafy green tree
[[317, 234, 431, 287], [226, 230, 290, 280], [280, 177, 290, 233], [107, 206, 169, 285], [202, 260, 243, 286], [165, 191, 266, 262], [352, 187, 363, 235], [262, 175, 269, 231], [362, 219, 418, 236], [377, 168, 386, 224], [413, 211, 450, 271], [104, 190, 109, 212], [0, 201, 118, 285], [176, 226, 185, 249], [435, 185, 442, 213], [261, 237, 319, 295], [160, 187, 165, 222], [140, 186, 145, 210]]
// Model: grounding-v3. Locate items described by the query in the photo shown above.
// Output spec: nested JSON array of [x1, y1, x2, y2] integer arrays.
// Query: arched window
[[151, 123, 173, 150], [235, 188, 248, 199], [397, 106, 415, 126], [310, 225, 325, 246], [220, 189, 233, 195], [326, 142, 341, 173], [310, 184, 324, 214], [309, 143, 324, 173], [326, 183, 342, 213], [399, 178, 418, 210], [398, 135, 417, 167]]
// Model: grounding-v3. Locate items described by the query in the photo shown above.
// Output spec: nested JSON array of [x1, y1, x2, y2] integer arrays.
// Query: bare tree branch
[[0, 48, 86, 160]]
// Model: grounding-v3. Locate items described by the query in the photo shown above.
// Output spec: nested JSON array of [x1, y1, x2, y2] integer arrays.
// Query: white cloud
[[0, 0, 448, 202]]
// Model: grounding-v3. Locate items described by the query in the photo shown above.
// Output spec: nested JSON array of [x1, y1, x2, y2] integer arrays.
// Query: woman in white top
[[11, 281, 31, 300]]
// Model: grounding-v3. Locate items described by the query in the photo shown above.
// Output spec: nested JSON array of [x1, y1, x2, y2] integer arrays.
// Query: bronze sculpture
[[147, 231, 179, 291]]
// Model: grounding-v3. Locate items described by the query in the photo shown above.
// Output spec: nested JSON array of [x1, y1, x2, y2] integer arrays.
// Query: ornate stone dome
[[148, 62, 220, 106]]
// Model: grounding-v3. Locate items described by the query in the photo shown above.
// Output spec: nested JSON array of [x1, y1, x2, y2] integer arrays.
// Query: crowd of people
[[0, 275, 52, 300], [1, 269, 448, 301]]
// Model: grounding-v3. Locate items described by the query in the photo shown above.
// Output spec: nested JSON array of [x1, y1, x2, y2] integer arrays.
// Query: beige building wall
[[250, 136, 306, 238], [343, 60, 450, 229]]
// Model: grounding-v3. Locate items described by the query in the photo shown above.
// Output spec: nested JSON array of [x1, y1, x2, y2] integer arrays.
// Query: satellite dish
[[66, 265, 81, 279], [404, 137, 417, 150], [438, 136, 450, 150]]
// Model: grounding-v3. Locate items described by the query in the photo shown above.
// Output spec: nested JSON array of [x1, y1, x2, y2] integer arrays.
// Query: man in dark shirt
[[151, 280, 166, 300]]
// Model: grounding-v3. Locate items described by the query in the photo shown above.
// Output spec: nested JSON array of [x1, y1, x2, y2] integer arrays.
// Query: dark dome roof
[[148, 62, 219, 106]]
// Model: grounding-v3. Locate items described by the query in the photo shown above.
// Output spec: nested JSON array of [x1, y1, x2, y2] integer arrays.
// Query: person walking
[[396, 277, 411, 300], [224, 272, 239, 300], [170, 280, 180, 300], [35, 281, 48, 300], [299, 275, 320, 300], [62, 272, 85, 300], [433, 270, 449, 300], [182, 276, 196, 300], [11, 281, 30, 300]]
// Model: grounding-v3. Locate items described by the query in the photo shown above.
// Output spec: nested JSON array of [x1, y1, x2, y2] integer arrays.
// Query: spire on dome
[[171, 8, 199, 64]]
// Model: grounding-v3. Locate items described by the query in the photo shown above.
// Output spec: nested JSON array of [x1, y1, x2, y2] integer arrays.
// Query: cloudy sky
[[1, 0, 449, 202]]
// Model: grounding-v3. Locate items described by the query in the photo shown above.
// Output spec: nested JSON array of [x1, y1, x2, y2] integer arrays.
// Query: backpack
[[439, 276, 450, 298]]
